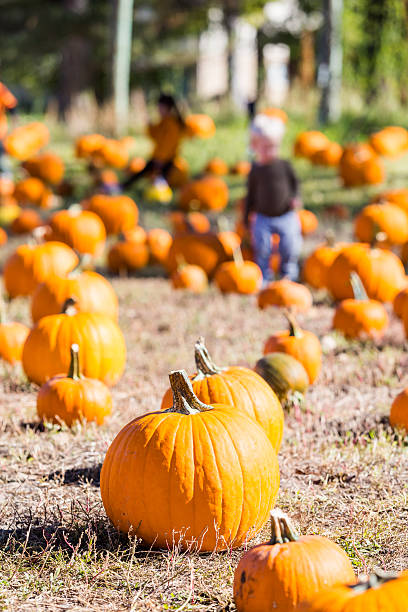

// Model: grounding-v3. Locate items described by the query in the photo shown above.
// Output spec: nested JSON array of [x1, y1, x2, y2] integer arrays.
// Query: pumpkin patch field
[[1, 115, 408, 611]]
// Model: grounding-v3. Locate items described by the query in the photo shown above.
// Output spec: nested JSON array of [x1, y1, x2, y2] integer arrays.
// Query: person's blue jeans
[[252, 210, 302, 282]]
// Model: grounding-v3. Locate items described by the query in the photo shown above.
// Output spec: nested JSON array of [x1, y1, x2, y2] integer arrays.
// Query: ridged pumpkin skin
[[258, 280, 312, 312], [101, 370, 280, 551], [333, 299, 388, 339], [255, 353, 309, 402], [166, 233, 228, 278], [298, 209, 318, 235], [390, 388, 408, 432], [234, 510, 355, 612], [302, 242, 345, 289], [214, 261, 262, 294], [0, 321, 30, 364], [47, 208, 106, 256], [4, 242, 79, 298], [263, 314, 322, 383], [171, 265, 208, 293], [354, 203, 408, 245], [161, 339, 284, 451], [328, 244, 406, 303], [22, 301, 126, 386], [179, 176, 229, 212], [306, 571, 408, 612], [31, 270, 118, 322], [83, 194, 138, 235], [37, 344, 112, 426]]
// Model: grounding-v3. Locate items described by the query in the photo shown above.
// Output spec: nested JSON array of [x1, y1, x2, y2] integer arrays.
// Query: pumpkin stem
[[194, 337, 224, 377], [67, 344, 82, 380], [167, 370, 213, 415], [32, 225, 47, 244], [61, 297, 78, 316], [325, 229, 335, 247], [349, 569, 400, 594], [232, 245, 244, 266], [217, 215, 229, 233], [350, 272, 368, 301], [269, 509, 300, 544], [283, 309, 302, 338]]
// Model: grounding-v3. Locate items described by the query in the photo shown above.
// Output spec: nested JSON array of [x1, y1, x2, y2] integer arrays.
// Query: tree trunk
[[112, 0, 134, 136], [300, 30, 315, 89], [318, 0, 343, 124]]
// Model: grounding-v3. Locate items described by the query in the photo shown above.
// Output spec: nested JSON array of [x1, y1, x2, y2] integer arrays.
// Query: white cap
[[250, 114, 286, 144]]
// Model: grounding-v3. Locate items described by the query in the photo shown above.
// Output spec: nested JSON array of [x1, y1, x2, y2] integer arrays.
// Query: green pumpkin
[[254, 352, 309, 402]]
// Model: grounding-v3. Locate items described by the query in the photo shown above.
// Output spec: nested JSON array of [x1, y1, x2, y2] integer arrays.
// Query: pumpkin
[[258, 279, 312, 312], [22, 298, 126, 386], [0, 201, 21, 227], [233, 508, 355, 612], [92, 138, 129, 169], [161, 338, 284, 451], [399, 295, 408, 340], [4, 122, 49, 160], [185, 114, 216, 139], [128, 156, 146, 174], [400, 241, 408, 265], [37, 343, 112, 426], [23, 152, 65, 185], [169, 211, 210, 235], [167, 156, 189, 188], [0, 298, 30, 364], [205, 157, 229, 175], [354, 203, 408, 245], [390, 387, 408, 432], [166, 233, 228, 278], [255, 352, 309, 403], [83, 194, 138, 235], [14, 177, 53, 209], [171, 264, 208, 293], [147, 228, 173, 265], [75, 133, 105, 159], [47, 206, 106, 256], [370, 126, 408, 157], [107, 235, 149, 274], [306, 570, 408, 612], [217, 230, 242, 257], [100, 369, 279, 551], [302, 237, 345, 289], [31, 267, 118, 322], [298, 209, 318, 235], [179, 176, 229, 212], [4, 241, 79, 298], [261, 107, 288, 123], [214, 249, 262, 294], [372, 188, 408, 212], [264, 312, 322, 383], [10, 209, 42, 234], [333, 273, 388, 339], [393, 284, 408, 318], [0, 227, 7, 246], [124, 225, 147, 244], [311, 142, 343, 166], [327, 243, 406, 302], [294, 131, 330, 159], [231, 160, 251, 176], [339, 144, 384, 187]]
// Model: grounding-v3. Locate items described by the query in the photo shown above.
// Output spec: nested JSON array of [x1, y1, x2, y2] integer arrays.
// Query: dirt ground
[[1, 264, 408, 610]]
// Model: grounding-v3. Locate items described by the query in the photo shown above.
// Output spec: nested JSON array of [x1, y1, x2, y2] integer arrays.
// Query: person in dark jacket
[[244, 114, 302, 283]]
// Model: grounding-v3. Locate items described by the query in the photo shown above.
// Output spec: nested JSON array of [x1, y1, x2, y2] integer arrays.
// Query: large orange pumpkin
[[91, 138, 129, 169], [83, 194, 138, 235], [370, 126, 408, 157], [75, 133, 105, 159], [372, 188, 408, 212], [233, 509, 355, 612], [23, 152, 65, 185], [166, 233, 229, 278], [185, 114, 216, 139], [179, 176, 229, 212], [354, 203, 408, 245], [214, 258, 262, 294], [393, 284, 408, 319], [161, 338, 284, 451], [171, 264, 208, 293], [22, 298, 126, 386], [339, 144, 384, 187], [294, 131, 330, 159], [258, 279, 313, 312], [4, 122, 49, 160], [4, 242, 79, 298], [100, 369, 279, 551], [107, 236, 149, 274], [37, 344, 112, 426], [311, 142, 343, 166], [47, 206, 106, 256], [302, 238, 345, 289]]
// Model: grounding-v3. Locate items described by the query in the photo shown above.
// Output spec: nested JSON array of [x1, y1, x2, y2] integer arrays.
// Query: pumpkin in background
[[167, 156, 189, 188], [372, 188, 408, 212], [258, 279, 312, 312], [83, 194, 138, 235], [302, 237, 345, 289], [10, 209, 42, 234], [261, 107, 288, 123], [0, 200, 21, 227], [298, 209, 318, 235], [107, 235, 149, 274], [354, 203, 408, 245], [205, 157, 229, 176], [47, 206, 106, 256], [22, 152, 65, 185], [0, 298, 30, 364], [92, 138, 129, 169], [0, 227, 7, 246], [306, 570, 408, 612], [217, 230, 242, 257], [171, 264, 208, 293], [4, 241, 78, 298], [264, 311, 322, 383], [23, 298, 126, 386], [37, 344, 112, 426], [169, 210, 210, 235], [124, 225, 147, 244], [393, 285, 408, 318], [167, 233, 228, 278], [101, 369, 279, 551], [161, 338, 284, 451], [179, 175, 229, 212], [185, 114, 216, 139], [127, 156, 146, 174], [75, 133, 105, 159], [339, 143, 384, 187], [147, 228, 173, 265], [311, 141, 343, 166], [31, 268, 118, 323], [214, 251, 262, 294], [255, 352, 309, 403], [230, 160, 251, 176], [370, 126, 408, 157], [294, 131, 330, 159], [400, 241, 408, 265], [390, 388, 408, 432], [4, 122, 49, 160], [333, 272, 388, 339], [14, 177, 53, 209], [327, 243, 405, 302], [233, 509, 355, 612]]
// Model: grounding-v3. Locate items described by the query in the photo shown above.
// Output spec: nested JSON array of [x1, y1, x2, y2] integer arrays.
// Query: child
[[122, 93, 185, 190], [244, 113, 302, 283]]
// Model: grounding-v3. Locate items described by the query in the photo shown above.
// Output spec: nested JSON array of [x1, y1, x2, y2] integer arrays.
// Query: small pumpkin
[[107, 235, 149, 274], [205, 157, 229, 175], [10, 209, 42, 235], [92, 138, 129, 169], [127, 156, 146, 174], [0, 297, 30, 364], [372, 188, 408, 212], [261, 107, 288, 123], [370, 125, 408, 157], [310, 141, 343, 166], [302, 236, 345, 290], [390, 388, 408, 432], [339, 144, 384, 187], [298, 209, 318, 235], [258, 279, 312, 312], [147, 228, 173, 265], [255, 352, 309, 403], [169, 210, 210, 235], [354, 203, 408, 245], [47, 205, 106, 256], [179, 176, 229, 212], [22, 152, 65, 185], [167, 156, 189, 188], [171, 264, 208, 293], [4, 122, 49, 160], [100, 369, 279, 551], [230, 160, 251, 176], [233, 509, 355, 612], [75, 133, 105, 159], [14, 177, 53, 209], [393, 284, 408, 318], [83, 194, 139, 235], [294, 131, 330, 159], [161, 338, 284, 451], [166, 233, 228, 278], [215, 248, 262, 295], [263, 311, 322, 383], [185, 114, 216, 139]]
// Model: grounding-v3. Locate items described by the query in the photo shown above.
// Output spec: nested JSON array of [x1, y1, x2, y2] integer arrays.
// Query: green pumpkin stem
[[350, 272, 368, 301], [194, 337, 224, 377], [269, 509, 300, 544], [167, 370, 213, 415], [283, 309, 302, 338], [61, 297, 78, 316], [68, 344, 82, 380], [349, 569, 400, 594]]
